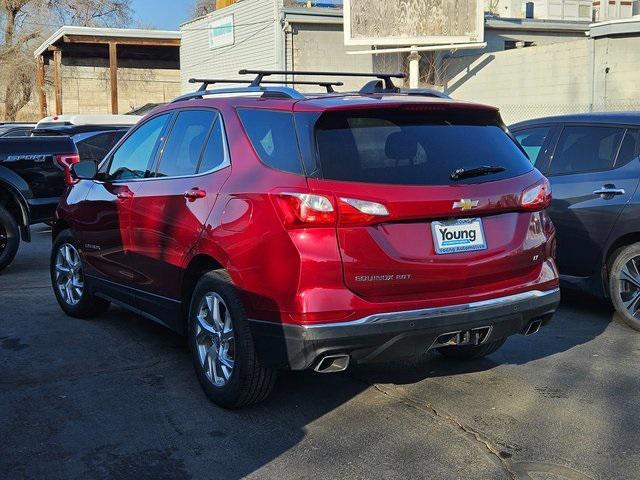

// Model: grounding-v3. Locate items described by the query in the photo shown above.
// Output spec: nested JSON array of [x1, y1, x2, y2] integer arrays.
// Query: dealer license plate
[[432, 218, 487, 255]]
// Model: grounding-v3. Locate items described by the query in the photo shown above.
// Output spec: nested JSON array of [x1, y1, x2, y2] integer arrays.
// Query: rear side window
[[0, 127, 32, 137], [155, 110, 216, 178], [314, 110, 532, 185], [237, 109, 303, 174], [514, 127, 551, 166], [549, 126, 624, 175]]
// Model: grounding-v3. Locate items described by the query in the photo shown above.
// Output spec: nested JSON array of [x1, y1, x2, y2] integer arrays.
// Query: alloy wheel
[[54, 243, 84, 306], [618, 255, 640, 318], [195, 292, 236, 387]]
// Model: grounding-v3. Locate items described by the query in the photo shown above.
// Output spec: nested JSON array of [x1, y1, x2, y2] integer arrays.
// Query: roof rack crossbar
[[189, 78, 343, 93], [237, 69, 405, 91]]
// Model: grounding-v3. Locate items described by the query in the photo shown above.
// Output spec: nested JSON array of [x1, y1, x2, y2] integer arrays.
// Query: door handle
[[184, 188, 207, 201], [593, 186, 625, 197]]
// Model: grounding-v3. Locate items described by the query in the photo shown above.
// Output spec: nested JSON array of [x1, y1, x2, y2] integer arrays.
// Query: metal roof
[[510, 112, 640, 129], [34, 26, 181, 57], [590, 17, 640, 38], [484, 16, 590, 33]]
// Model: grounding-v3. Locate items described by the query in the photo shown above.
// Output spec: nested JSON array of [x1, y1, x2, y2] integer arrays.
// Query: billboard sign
[[343, 0, 484, 46]]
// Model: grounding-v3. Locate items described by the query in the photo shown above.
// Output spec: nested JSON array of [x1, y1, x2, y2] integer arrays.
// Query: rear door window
[[154, 110, 216, 178], [514, 127, 551, 166], [549, 126, 625, 176], [197, 115, 228, 173], [314, 110, 532, 185], [615, 129, 640, 168], [237, 109, 303, 174]]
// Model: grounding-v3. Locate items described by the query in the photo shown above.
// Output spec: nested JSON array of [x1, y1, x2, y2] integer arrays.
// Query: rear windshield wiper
[[450, 165, 506, 180]]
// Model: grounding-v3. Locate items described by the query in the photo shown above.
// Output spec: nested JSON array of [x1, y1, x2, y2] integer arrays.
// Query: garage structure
[[33, 27, 182, 117]]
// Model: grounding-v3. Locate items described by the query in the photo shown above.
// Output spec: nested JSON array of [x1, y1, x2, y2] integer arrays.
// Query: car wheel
[[436, 338, 506, 360], [0, 205, 20, 273], [609, 243, 640, 331], [51, 229, 110, 318], [188, 270, 276, 409]]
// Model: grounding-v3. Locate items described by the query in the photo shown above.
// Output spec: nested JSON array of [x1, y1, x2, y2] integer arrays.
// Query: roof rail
[[172, 81, 306, 103], [238, 69, 405, 91], [401, 88, 451, 99], [189, 78, 344, 93]]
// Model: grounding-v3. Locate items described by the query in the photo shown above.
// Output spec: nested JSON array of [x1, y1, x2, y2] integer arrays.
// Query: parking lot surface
[[1, 225, 639, 480]]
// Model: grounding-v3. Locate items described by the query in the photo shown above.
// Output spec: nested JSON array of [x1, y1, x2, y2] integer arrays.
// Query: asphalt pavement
[[1, 225, 639, 480]]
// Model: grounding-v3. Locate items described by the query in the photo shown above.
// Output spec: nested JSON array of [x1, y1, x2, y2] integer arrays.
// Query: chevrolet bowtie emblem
[[453, 199, 479, 211]]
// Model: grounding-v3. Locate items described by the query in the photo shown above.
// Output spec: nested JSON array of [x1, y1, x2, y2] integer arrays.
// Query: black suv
[[0, 121, 133, 272], [511, 112, 640, 330]]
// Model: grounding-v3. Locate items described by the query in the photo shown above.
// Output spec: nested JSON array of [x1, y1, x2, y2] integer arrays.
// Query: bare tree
[[193, 0, 215, 18], [48, 0, 132, 27], [0, 0, 132, 120]]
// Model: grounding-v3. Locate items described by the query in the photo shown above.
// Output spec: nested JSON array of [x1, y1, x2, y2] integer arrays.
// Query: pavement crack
[[373, 383, 518, 480]]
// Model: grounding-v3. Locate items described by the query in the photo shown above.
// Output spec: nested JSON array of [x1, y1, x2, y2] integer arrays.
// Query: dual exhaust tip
[[524, 318, 543, 336], [313, 319, 543, 373]]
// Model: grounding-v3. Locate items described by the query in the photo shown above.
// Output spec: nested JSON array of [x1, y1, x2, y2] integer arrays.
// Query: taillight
[[273, 193, 391, 228], [338, 197, 390, 226], [55, 153, 81, 186], [521, 178, 552, 211], [275, 192, 336, 228]]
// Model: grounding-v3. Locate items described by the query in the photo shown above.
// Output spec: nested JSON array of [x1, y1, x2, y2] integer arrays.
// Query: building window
[[579, 4, 592, 17]]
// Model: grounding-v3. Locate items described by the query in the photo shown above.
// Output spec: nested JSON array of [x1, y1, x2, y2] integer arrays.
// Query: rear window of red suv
[[314, 109, 533, 185]]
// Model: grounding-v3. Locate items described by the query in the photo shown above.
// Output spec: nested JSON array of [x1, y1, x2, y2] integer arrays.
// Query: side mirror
[[71, 160, 98, 180]]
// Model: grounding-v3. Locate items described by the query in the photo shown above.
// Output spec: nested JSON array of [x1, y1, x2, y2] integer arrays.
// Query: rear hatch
[[298, 102, 551, 303]]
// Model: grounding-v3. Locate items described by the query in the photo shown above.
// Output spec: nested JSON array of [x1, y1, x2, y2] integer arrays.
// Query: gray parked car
[[511, 112, 640, 331]]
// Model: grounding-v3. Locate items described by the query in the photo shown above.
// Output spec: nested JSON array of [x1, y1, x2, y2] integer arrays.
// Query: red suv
[[51, 71, 560, 408]]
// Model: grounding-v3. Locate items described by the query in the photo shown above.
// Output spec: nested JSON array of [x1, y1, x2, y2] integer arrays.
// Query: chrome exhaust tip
[[524, 319, 543, 336], [314, 354, 350, 373]]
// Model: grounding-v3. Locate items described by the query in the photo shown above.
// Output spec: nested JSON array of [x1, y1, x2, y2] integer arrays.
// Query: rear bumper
[[249, 288, 560, 370]]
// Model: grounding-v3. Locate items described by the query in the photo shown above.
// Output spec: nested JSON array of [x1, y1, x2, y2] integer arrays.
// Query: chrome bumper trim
[[304, 288, 560, 329]]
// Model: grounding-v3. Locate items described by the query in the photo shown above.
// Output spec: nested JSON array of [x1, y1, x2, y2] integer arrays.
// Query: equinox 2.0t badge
[[453, 199, 479, 211]]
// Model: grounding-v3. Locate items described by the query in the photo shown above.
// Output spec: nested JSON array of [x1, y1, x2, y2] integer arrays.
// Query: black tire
[[0, 205, 20, 273], [51, 229, 110, 318], [188, 270, 276, 409], [609, 243, 640, 331], [437, 338, 506, 360]]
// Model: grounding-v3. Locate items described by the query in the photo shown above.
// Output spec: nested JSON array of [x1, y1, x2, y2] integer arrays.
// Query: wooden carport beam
[[36, 55, 47, 118], [109, 42, 118, 115], [52, 48, 63, 115], [62, 35, 180, 47]]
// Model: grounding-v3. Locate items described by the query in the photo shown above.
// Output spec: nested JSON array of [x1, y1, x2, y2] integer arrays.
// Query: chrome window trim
[[302, 288, 560, 329]]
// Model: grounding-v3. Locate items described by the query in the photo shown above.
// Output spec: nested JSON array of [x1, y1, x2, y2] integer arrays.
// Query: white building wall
[[180, 0, 280, 93], [287, 22, 375, 92], [593, 0, 637, 21], [531, 0, 593, 20], [445, 34, 640, 124]]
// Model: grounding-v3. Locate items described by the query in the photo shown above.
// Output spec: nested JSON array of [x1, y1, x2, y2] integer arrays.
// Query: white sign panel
[[344, 0, 485, 46], [209, 15, 234, 49]]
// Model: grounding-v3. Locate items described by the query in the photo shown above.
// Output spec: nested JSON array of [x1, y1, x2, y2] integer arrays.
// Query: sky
[[130, 0, 194, 30], [129, 0, 344, 30]]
